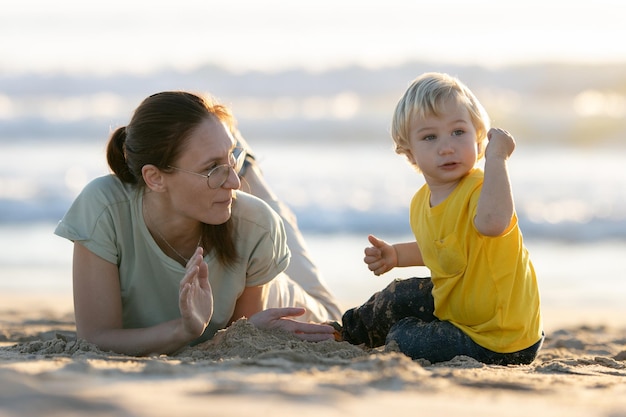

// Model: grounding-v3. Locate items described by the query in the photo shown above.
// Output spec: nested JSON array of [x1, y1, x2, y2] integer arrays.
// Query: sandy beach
[[0, 292, 625, 417]]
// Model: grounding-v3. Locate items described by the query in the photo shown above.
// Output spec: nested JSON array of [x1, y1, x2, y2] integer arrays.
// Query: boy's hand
[[485, 128, 515, 160], [364, 234, 398, 276]]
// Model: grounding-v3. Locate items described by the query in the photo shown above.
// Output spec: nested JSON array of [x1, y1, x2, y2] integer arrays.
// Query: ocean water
[[1, 139, 625, 310]]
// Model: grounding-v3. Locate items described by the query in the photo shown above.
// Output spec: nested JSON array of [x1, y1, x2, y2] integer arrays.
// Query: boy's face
[[405, 97, 479, 189]]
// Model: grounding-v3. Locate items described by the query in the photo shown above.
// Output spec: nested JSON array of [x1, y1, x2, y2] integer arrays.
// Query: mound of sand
[[1, 302, 625, 417]]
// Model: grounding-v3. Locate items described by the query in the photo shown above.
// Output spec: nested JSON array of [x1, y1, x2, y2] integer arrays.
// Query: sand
[[1, 293, 625, 417]]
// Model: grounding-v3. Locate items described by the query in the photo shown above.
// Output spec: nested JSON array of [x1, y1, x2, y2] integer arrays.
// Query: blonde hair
[[391, 72, 490, 162]]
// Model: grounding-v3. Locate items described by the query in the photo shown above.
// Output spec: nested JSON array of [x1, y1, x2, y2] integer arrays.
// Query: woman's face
[[164, 117, 241, 225]]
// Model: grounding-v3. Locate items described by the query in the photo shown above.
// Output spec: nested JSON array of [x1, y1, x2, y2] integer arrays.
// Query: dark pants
[[341, 277, 543, 365]]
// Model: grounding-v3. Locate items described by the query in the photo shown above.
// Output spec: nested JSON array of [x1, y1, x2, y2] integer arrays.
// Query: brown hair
[[106, 91, 238, 266]]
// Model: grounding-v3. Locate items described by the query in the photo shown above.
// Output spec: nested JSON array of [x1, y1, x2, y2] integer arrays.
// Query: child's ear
[[404, 149, 422, 173], [404, 149, 417, 165], [476, 137, 486, 159], [142, 164, 166, 192]]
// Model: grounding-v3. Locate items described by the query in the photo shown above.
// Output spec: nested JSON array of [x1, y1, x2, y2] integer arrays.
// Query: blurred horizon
[[3, 0, 626, 147], [1, 60, 625, 148]]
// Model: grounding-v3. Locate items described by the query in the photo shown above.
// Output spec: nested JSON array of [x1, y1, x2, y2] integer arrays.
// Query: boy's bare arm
[[475, 128, 516, 237], [394, 241, 424, 267]]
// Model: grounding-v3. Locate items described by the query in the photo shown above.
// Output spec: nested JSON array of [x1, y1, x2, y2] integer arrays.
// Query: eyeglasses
[[168, 147, 245, 189]]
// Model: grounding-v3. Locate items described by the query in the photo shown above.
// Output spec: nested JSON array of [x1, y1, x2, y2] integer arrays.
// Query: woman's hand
[[179, 247, 213, 340], [249, 307, 335, 342]]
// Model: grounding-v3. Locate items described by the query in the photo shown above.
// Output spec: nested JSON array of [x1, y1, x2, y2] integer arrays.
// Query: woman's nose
[[224, 166, 241, 190]]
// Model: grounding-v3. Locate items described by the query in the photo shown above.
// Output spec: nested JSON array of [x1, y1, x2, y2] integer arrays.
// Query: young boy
[[340, 72, 543, 365]]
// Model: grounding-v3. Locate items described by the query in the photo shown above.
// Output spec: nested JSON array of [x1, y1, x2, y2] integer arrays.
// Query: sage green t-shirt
[[55, 175, 290, 342]]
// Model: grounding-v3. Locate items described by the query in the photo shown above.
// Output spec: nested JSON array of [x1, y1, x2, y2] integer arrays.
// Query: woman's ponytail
[[106, 126, 136, 184]]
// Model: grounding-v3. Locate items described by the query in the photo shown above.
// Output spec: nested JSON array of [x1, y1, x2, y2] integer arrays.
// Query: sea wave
[[2, 140, 625, 243], [1, 196, 624, 243]]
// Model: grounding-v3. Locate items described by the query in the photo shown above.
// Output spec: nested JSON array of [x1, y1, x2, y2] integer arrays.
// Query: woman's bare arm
[[72, 243, 209, 356]]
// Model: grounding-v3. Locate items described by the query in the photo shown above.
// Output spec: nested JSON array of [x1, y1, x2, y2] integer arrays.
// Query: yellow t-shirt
[[409, 168, 542, 353]]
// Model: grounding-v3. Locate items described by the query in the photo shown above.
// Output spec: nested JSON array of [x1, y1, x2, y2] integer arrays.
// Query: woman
[[55, 91, 339, 356]]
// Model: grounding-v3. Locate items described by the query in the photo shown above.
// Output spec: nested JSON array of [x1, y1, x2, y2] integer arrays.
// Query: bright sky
[[2, 0, 625, 74]]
